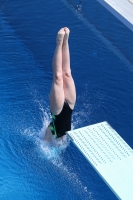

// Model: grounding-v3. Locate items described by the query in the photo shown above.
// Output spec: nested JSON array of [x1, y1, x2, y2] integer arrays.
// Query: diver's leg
[[62, 27, 76, 109], [50, 28, 65, 115]]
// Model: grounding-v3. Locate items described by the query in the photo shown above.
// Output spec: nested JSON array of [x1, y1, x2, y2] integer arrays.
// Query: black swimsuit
[[49, 101, 73, 138]]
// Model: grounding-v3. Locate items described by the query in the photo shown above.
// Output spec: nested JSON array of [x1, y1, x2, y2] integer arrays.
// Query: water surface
[[0, 0, 133, 199]]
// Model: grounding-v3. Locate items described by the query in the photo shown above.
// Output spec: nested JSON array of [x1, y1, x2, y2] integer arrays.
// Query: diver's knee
[[63, 70, 72, 78], [54, 72, 63, 82]]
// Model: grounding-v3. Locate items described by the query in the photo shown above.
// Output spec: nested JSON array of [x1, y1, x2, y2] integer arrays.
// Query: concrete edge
[[97, 0, 133, 32]]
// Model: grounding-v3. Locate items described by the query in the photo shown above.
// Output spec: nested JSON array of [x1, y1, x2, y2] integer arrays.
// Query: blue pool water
[[0, 0, 133, 199]]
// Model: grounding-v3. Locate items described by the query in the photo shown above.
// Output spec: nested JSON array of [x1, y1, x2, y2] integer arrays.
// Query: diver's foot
[[56, 28, 65, 45], [63, 27, 70, 45]]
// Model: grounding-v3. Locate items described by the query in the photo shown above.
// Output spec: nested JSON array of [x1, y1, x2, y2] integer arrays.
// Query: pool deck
[[128, 0, 133, 4], [97, 0, 133, 32]]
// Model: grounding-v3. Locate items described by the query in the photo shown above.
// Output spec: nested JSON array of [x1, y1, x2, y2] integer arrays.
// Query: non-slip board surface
[[67, 122, 133, 199]]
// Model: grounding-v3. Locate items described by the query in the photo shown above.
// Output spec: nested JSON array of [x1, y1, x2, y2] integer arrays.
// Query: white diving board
[[97, 0, 133, 32], [67, 121, 133, 200]]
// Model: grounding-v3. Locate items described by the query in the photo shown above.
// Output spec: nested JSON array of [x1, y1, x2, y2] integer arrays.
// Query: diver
[[44, 27, 76, 142]]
